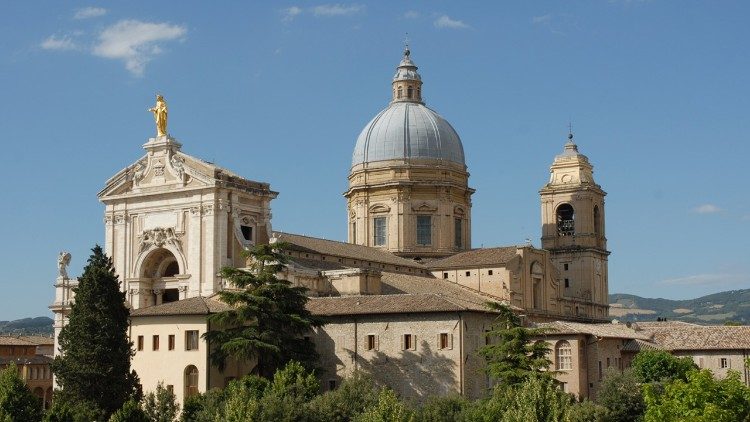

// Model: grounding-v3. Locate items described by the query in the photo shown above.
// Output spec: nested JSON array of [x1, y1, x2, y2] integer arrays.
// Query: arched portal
[[137, 247, 183, 305]]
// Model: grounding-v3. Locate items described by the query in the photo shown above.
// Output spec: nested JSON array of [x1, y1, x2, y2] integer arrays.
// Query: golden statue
[[148, 94, 168, 137]]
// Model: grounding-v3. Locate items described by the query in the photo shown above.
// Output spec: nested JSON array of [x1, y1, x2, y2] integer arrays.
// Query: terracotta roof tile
[[538, 321, 653, 340], [425, 247, 519, 269], [0, 355, 52, 365], [622, 339, 662, 352], [640, 324, 750, 351], [0, 336, 37, 346], [130, 296, 230, 317]]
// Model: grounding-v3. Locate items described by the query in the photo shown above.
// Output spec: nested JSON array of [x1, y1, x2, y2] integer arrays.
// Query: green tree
[[500, 375, 573, 422], [596, 368, 644, 422], [305, 372, 380, 422], [204, 243, 323, 378], [478, 302, 552, 386], [51, 246, 141, 419], [630, 350, 697, 384], [643, 369, 750, 422], [109, 399, 148, 422], [412, 395, 470, 422], [567, 400, 609, 422], [0, 362, 42, 422], [179, 389, 226, 422], [43, 398, 104, 422], [354, 388, 412, 422], [143, 382, 179, 422]]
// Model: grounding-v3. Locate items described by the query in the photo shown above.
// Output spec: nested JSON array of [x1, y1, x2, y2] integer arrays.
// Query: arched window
[[163, 261, 179, 277], [556, 204, 575, 236], [556, 341, 572, 370], [397, 87, 403, 99], [407, 86, 414, 99], [593, 205, 601, 236], [184, 365, 199, 399]]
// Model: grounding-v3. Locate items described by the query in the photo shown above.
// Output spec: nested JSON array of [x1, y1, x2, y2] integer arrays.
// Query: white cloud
[[661, 273, 748, 286], [40, 35, 79, 51], [693, 204, 722, 214], [312, 4, 364, 17], [532, 14, 552, 24], [74, 7, 107, 19], [402, 10, 420, 19], [281, 6, 303, 22], [433, 15, 469, 29], [92, 20, 186, 76]]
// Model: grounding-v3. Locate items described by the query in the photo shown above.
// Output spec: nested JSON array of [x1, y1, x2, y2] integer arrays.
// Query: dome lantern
[[392, 45, 423, 103]]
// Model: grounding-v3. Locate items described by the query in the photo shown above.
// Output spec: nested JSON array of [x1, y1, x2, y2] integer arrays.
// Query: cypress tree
[[51, 245, 141, 418]]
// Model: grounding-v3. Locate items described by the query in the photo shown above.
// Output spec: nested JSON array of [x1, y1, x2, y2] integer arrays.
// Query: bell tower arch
[[540, 132, 609, 319]]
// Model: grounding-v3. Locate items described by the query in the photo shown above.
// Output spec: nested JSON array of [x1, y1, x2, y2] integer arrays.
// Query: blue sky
[[1, 1, 748, 319]]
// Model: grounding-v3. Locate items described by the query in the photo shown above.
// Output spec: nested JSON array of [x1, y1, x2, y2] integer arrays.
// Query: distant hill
[[0, 317, 54, 335], [609, 289, 750, 325]]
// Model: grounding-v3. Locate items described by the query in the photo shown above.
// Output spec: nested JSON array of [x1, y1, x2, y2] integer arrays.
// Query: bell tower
[[540, 132, 609, 319]]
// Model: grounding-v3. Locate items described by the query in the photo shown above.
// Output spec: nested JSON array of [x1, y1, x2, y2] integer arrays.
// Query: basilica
[[51, 46, 620, 403]]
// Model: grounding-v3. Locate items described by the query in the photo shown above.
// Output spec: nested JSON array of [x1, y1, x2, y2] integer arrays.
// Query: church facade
[[51, 47, 612, 404]]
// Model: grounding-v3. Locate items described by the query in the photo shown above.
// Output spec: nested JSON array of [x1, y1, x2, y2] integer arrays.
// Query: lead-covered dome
[[352, 102, 465, 166]]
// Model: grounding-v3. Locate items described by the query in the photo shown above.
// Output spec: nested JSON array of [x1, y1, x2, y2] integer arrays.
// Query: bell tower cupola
[[540, 130, 610, 319]]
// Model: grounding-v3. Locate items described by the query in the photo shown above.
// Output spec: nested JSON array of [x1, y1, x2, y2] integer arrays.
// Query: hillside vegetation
[[609, 289, 750, 324], [0, 316, 54, 335]]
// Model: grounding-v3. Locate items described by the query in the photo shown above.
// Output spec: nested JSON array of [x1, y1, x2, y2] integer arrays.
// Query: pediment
[[369, 203, 391, 214], [411, 202, 438, 212]]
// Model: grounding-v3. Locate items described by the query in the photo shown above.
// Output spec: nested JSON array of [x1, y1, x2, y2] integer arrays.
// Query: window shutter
[[375, 335, 379, 351], [437, 333, 442, 349], [401, 334, 405, 350], [449, 333, 454, 350], [412, 334, 417, 350]]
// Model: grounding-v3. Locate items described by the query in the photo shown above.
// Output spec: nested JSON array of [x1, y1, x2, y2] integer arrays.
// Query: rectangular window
[[443, 272, 449, 279], [373, 217, 386, 246], [366, 334, 376, 351], [439, 333, 451, 350], [720, 358, 729, 368], [465, 271, 471, 277], [186, 330, 199, 351], [168, 335, 175, 351], [352, 221, 357, 244], [416, 216, 432, 245], [137, 336, 144, 351], [564, 263, 569, 271], [152, 335, 159, 351], [606, 357, 610, 368], [564, 278, 570, 288], [240, 225, 253, 241], [598, 361, 603, 380], [488, 270, 493, 276], [402, 334, 415, 351], [454, 218, 462, 248]]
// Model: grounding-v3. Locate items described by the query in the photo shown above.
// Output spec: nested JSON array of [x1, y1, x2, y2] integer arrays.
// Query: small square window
[[488, 270, 493, 276], [564, 263, 569, 271], [366, 334, 377, 351], [465, 271, 471, 277], [443, 272, 449, 279], [720, 358, 729, 368], [137, 336, 144, 351]]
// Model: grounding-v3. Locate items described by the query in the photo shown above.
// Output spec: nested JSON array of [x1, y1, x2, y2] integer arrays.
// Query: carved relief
[[114, 213, 127, 224], [202, 204, 214, 215], [138, 227, 183, 254], [153, 160, 165, 177], [132, 159, 147, 184], [170, 155, 185, 179], [189, 206, 202, 217]]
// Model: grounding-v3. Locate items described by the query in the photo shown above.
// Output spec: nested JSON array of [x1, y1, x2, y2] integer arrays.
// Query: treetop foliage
[[630, 350, 697, 384], [204, 242, 323, 378], [0, 363, 42, 422]]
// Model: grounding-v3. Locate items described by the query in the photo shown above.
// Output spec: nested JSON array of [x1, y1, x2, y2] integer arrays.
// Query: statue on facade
[[148, 94, 168, 137], [58, 251, 72, 279]]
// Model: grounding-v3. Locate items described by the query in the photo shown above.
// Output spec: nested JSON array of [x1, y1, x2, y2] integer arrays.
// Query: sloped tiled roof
[[287, 256, 352, 271], [640, 324, 750, 351], [0, 336, 37, 346], [130, 296, 230, 317], [276, 233, 426, 269], [0, 355, 52, 365], [425, 247, 519, 270], [19, 336, 54, 346], [537, 321, 653, 341], [622, 338, 662, 352]]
